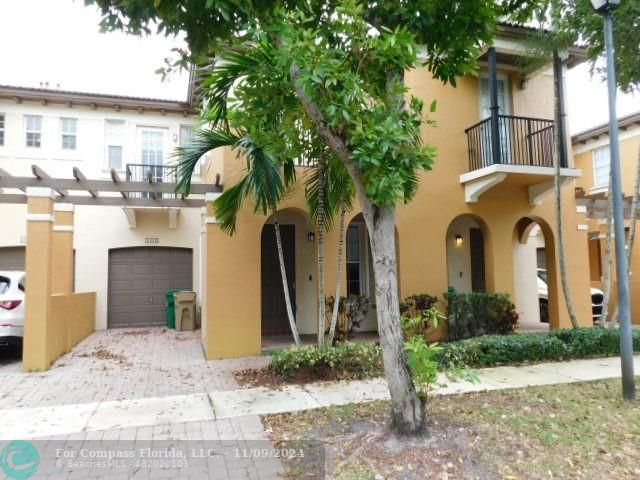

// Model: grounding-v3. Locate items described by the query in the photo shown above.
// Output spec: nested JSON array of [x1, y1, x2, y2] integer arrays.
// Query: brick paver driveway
[[0, 327, 269, 409], [0, 328, 284, 479]]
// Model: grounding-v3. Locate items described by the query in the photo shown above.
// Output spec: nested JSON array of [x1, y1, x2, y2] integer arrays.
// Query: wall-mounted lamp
[[308, 232, 316, 243], [520, 77, 529, 90], [172, 133, 179, 142], [455, 234, 463, 246]]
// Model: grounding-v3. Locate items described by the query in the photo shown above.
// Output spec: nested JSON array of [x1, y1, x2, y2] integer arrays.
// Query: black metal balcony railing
[[465, 115, 555, 171], [126, 163, 177, 199]]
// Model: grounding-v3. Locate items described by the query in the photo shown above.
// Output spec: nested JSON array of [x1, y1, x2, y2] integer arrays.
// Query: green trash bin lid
[[165, 289, 188, 329]]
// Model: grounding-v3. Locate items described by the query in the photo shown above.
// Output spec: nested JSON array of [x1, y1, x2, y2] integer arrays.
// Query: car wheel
[[539, 299, 549, 323]]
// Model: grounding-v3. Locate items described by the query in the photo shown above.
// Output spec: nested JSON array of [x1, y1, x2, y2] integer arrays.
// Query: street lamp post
[[591, 0, 636, 400]]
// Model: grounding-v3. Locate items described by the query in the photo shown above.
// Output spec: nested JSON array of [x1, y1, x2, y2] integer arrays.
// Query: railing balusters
[[464, 115, 554, 171]]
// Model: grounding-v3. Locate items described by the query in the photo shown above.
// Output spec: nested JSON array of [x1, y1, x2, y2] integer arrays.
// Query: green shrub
[[438, 327, 640, 368], [270, 342, 383, 378], [405, 336, 442, 398], [445, 292, 518, 341]]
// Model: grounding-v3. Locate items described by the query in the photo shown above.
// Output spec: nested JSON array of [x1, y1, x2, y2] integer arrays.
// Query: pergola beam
[[72, 167, 98, 198], [0, 175, 217, 195], [31, 165, 68, 197], [0, 193, 206, 208]]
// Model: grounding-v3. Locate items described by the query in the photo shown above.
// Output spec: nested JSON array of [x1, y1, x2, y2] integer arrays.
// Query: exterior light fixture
[[308, 232, 315, 242], [590, 0, 620, 13], [455, 234, 463, 246]]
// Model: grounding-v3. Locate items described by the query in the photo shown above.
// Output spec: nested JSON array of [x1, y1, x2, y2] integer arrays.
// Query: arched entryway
[[513, 216, 558, 330], [445, 214, 489, 293], [261, 209, 317, 337]]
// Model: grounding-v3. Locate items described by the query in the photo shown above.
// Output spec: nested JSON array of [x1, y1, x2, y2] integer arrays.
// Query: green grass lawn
[[263, 379, 640, 479]]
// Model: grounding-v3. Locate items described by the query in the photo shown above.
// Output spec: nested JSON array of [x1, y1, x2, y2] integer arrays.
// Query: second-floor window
[[0, 114, 4, 146], [179, 125, 194, 147], [593, 146, 610, 187], [106, 120, 125, 170], [479, 75, 511, 119], [25, 115, 42, 148], [141, 129, 164, 165], [60, 118, 77, 150]]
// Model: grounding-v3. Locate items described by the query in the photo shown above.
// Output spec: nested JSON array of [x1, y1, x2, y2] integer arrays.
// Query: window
[[479, 75, 510, 119], [60, 118, 77, 150], [141, 130, 164, 165], [593, 146, 611, 187], [0, 114, 5, 146], [105, 120, 125, 170], [25, 115, 42, 147], [179, 125, 194, 147]]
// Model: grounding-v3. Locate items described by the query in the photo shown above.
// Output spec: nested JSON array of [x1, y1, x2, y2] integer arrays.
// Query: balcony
[[460, 115, 581, 204], [125, 163, 177, 199], [123, 163, 180, 229]]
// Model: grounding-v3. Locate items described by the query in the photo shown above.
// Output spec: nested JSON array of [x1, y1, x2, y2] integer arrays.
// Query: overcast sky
[[1, 0, 639, 133]]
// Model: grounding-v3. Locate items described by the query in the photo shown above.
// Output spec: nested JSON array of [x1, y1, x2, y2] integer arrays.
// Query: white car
[[0, 271, 25, 349], [537, 268, 603, 323]]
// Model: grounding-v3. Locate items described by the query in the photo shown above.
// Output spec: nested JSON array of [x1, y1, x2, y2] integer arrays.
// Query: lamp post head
[[591, 0, 620, 13]]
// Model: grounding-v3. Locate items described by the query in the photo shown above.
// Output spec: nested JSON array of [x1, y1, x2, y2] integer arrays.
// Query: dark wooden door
[[470, 228, 486, 292], [261, 224, 296, 335]]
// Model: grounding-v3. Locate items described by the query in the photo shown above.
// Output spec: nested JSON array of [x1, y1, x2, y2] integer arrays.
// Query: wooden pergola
[[0, 165, 220, 207], [575, 187, 637, 220]]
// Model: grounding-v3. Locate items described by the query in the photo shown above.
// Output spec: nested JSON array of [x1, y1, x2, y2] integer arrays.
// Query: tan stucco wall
[[50, 292, 96, 363], [201, 64, 593, 359]]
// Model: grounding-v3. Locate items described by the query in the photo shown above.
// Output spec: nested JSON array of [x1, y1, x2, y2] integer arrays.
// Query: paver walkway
[[4, 355, 638, 441]]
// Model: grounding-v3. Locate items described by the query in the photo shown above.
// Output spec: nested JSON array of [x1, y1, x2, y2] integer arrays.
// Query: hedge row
[[438, 327, 640, 368], [269, 327, 640, 377]]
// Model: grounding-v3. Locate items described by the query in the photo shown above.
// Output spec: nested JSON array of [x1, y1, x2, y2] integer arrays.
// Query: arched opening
[[513, 216, 557, 331], [261, 209, 317, 339], [445, 214, 489, 293]]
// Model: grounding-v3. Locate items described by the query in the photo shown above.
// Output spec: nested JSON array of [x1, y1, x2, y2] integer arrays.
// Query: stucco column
[[23, 187, 55, 372], [52, 203, 74, 295], [202, 192, 262, 359], [199, 206, 208, 345]]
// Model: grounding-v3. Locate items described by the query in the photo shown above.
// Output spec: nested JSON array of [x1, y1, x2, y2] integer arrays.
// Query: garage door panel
[[108, 247, 193, 328], [0, 247, 26, 271]]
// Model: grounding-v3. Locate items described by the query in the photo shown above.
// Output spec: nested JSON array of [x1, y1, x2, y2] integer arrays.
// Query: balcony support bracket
[[528, 178, 573, 206], [122, 207, 137, 229], [464, 172, 507, 203]]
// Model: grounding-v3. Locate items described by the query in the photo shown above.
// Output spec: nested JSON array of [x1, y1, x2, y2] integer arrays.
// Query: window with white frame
[[60, 117, 77, 150], [25, 115, 42, 147], [105, 120, 125, 170], [0, 114, 4, 146], [346, 225, 362, 296], [141, 130, 164, 165], [593, 146, 611, 187], [179, 125, 194, 147]]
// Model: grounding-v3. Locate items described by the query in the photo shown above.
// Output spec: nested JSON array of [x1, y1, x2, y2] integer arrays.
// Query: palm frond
[[171, 129, 239, 195], [213, 134, 294, 234]]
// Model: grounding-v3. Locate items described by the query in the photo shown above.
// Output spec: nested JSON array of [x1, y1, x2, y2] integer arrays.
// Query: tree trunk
[[317, 156, 327, 348], [553, 54, 580, 328], [273, 215, 302, 346], [362, 202, 425, 435], [601, 180, 613, 325], [292, 64, 425, 435], [327, 206, 346, 346]]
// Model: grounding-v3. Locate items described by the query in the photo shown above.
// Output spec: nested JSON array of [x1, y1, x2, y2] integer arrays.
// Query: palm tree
[[305, 155, 354, 346], [174, 128, 302, 346], [552, 52, 579, 328]]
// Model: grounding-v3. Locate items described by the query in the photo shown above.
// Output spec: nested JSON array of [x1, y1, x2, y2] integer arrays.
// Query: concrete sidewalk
[[2, 355, 638, 440]]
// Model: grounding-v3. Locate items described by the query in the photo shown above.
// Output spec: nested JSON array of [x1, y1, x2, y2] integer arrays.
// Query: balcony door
[[137, 127, 168, 183], [479, 75, 512, 165]]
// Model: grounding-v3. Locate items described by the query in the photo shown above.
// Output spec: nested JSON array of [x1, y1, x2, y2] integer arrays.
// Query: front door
[[261, 224, 296, 335], [470, 227, 486, 292]]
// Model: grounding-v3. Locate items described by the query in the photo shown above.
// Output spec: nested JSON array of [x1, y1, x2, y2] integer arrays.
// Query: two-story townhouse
[[0, 85, 203, 330], [573, 112, 640, 323], [197, 25, 595, 359]]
